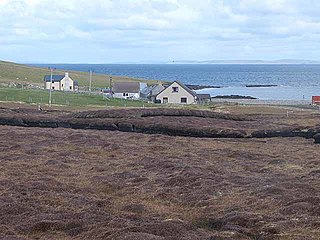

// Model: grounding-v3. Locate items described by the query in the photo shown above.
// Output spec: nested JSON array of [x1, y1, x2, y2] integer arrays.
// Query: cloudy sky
[[1, 0, 320, 63]]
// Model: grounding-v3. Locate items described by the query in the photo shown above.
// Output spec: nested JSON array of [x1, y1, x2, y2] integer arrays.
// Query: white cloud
[[0, 0, 320, 62]]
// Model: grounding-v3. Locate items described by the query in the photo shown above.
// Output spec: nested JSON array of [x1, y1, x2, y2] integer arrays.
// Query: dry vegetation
[[0, 104, 320, 239]]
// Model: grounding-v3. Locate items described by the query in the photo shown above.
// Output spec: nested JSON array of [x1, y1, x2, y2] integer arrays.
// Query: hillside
[[0, 60, 159, 89]]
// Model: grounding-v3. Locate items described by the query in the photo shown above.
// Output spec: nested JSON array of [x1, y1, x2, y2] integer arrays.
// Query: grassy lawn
[[0, 87, 154, 107]]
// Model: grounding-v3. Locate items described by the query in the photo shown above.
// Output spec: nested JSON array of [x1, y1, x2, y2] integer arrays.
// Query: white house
[[44, 73, 78, 91], [112, 82, 144, 99], [155, 81, 197, 104]]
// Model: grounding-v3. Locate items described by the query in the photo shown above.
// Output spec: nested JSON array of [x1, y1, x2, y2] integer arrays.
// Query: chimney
[[65, 72, 69, 77]]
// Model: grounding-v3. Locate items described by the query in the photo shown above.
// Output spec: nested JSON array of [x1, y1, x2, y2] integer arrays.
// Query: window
[[163, 97, 168, 103], [52, 86, 55, 90], [181, 97, 187, 103], [62, 84, 64, 87], [70, 86, 72, 90], [172, 87, 179, 92], [123, 92, 129, 97]]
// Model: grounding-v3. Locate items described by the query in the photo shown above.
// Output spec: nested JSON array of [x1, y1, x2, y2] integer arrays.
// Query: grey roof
[[140, 86, 151, 95], [150, 84, 165, 96], [44, 75, 65, 82], [156, 81, 196, 97], [74, 81, 79, 86], [196, 94, 211, 100], [113, 82, 140, 93]]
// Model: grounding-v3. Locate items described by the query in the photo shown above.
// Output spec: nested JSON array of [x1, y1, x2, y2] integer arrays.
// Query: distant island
[[168, 59, 320, 64]]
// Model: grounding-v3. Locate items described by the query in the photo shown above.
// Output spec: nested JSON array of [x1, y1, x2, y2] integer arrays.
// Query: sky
[[1, 0, 320, 63]]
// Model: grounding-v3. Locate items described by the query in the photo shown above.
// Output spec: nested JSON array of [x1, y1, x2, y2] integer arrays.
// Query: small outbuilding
[[196, 94, 212, 104], [312, 96, 320, 105]]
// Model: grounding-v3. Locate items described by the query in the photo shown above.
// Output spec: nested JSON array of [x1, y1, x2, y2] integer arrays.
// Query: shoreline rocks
[[212, 95, 257, 99], [245, 84, 278, 87]]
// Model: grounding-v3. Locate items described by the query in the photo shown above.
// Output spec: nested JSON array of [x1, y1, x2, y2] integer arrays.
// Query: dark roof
[[156, 81, 196, 97], [196, 94, 211, 100], [44, 75, 65, 82], [74, 81, 79, 86], [112, 82, 140, 93]]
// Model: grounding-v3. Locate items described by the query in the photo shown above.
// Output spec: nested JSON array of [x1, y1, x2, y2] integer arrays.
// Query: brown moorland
[[0, 104, 320, 239]]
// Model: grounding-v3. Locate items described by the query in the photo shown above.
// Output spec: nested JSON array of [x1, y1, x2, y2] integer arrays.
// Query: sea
[[32, 64, 320, 100]]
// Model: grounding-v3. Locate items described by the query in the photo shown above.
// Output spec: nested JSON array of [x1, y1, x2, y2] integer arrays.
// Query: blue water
[[32, 64, 320, 100]]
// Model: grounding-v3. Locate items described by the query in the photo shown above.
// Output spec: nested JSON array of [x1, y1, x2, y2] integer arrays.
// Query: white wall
[[45, 81, 60, 90], [113, 92, 139, 99], [156, 82, 196, 104], [60, 76, 74, 91]]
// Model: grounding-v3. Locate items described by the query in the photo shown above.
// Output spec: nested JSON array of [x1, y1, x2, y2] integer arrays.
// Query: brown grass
[[0, 104, 320, 239], [0, 124, 320, 239]]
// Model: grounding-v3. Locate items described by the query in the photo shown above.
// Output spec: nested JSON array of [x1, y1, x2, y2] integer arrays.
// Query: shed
[[312, 96, 320, 105], [196, 94, 211, 104]]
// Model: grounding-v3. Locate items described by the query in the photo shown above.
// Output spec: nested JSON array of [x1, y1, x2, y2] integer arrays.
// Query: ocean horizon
[[31, 64, 320, 100]]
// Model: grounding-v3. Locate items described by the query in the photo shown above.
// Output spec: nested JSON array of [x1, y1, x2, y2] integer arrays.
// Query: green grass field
[[0, 61, 211, 109], [0, 60, 162, 89], [0, 87, 154, 108]]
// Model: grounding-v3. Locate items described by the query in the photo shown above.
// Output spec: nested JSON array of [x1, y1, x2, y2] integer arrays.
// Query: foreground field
[[0, 105, 319, 239]]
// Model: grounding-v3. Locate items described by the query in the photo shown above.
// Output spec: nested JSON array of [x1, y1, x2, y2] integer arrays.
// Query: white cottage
[[44, 73, 78, 91], [155, 81, 197, 104]]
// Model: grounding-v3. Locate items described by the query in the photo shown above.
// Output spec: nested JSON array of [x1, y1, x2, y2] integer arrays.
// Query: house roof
[[150, 84, 165, 96], [112, 82, 140, 93], [44, 75, 65, 82], [196, 94, 211, 100], [156, 81, 197, 97], [140, 86, 151, 95]]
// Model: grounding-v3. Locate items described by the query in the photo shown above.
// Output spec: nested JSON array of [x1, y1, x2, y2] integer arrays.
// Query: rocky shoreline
[[245, 84, 278, 87], [212, 95, 257, 99], [186, 84, 222, 90]]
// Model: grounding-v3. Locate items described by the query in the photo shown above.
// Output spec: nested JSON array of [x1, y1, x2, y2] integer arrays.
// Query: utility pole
[[48, 67, 54, 107], [109, 76, 113, 97], [89, 70, 93, 93]]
